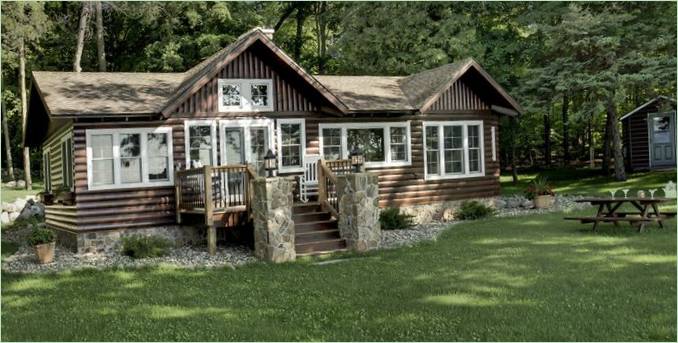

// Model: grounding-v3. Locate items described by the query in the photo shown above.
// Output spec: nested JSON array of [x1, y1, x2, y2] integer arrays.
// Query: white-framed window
[[217, 79, 274, 112], [43, 147, 51, 192], [60, 135, 74, 190], [318, 122, 412, 168], [184, 120, 217, 168], [86, 127, 174, 190], [423, 121, 485, 180], [218, 119, 275, 176], [277, 118, 306, 172]]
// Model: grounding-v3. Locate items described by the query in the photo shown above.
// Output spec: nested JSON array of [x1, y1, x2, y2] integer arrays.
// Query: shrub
[[379, 208, 415, 230], [28, 228, 55, 246], [121, 235, 171, 259], [525, 176, 555, 200], [456, 201, 495, 220]]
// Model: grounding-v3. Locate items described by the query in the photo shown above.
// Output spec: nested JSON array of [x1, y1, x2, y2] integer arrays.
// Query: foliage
[[2, 209, 675, 341], [525, 176, 555, 199], [1, 241, 19, 258], [379, 208, 415, 230], [121, 235, 171, 259], [6, 216, 44, 232], [28, 227, 55, 246], [455, 200, 495, 220]]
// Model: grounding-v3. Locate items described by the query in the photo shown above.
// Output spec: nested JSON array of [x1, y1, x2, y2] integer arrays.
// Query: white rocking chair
[[299, 154, 321, 203]]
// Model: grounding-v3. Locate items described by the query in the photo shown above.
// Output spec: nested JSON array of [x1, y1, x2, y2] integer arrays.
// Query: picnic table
[[565, 197, 676, 232]]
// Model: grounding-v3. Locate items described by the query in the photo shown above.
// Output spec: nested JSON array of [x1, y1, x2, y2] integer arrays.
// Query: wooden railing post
[[317, 159, 327, 205], [203, 165, 216, 256], [174, 170, 182, 224]]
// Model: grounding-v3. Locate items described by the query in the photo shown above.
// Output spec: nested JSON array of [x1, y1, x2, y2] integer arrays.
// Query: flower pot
[[533, 195, 555, 209], [34, 242, 55, 264]]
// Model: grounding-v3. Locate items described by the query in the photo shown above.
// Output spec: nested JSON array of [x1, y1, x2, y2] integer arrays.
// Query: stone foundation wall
[[397, 197, 499, 225], [55, 225, 205, 255], [252, 177, 296, 263], [337, 173, 381, 252]]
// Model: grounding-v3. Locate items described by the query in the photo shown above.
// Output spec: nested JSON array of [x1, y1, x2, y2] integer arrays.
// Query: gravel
[[1, 244, 256, 274], [380, 221, 455, 249]]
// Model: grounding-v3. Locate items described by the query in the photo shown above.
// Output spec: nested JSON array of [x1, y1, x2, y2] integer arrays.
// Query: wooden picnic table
[[564, 197, 676, 232]]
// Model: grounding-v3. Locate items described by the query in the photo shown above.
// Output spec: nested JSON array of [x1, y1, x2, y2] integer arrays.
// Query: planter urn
[[533, 195, 555, 209], [34, 242, 55, 264]]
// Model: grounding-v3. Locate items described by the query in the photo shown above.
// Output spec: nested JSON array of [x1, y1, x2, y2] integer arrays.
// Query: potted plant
[[39, 191, 55, 205], [55, 186, 75, 205], [29, 228, 56, 264], [526, 176, 555, 209]]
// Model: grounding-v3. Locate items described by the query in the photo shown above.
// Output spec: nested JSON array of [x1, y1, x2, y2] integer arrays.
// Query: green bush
[[121, 235, 171, 259], [525, 176, 555, 200], [379, 208, 415, 230], [456, 201, 495, 220], [28, 228, 55, 246]]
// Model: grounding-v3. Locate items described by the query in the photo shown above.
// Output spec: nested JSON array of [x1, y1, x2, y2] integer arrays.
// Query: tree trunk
[[73, 1, 91, 72], [602, 104, 614, 175], [95, 1, 106, 72], [588, 117, 595, 169], [543, 112, 551, 167], [510, 116, 518, 184], [607, 96, 626, 181], [561, 93, 570, 166], [20, 39, 32, 190], [293, 6, 306, 61], [314, 2, 327, 73], [2, 101, 15, 181]]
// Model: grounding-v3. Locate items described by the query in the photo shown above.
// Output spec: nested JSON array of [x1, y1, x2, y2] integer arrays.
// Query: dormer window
[[218, 79, 274, 112]]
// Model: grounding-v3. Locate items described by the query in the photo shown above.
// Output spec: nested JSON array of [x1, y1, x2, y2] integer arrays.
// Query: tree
[[95, 1, 106, 71], [73, 1, 91, 72], [2, 100, 15, 181]]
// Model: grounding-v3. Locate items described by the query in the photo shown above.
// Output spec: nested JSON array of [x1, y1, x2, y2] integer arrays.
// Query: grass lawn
[[1, 207, 675, 341], [501, 168, 676, 197], [1, 180, 44, 203]]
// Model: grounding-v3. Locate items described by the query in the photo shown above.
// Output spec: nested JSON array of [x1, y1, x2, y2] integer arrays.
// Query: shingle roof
[[399, 59, 471, 109], [313, 75, 413, 111], [619, 96, 676, 121], [32, 71, 184, 115]]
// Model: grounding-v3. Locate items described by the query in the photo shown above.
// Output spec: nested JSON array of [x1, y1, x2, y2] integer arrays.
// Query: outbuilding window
[[218, 79, 274, 112], [86, 128, 174, 190], [423, 121, 484, 180], [318, 122, 411, 168]]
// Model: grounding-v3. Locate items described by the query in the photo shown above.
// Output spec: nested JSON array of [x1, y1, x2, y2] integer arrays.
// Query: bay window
[[218, 79, 274, 112], [423, 121, 484, 180], [277, 119, 306, 172], [318, 122, 411, 167], [86, 128, 174, 190]]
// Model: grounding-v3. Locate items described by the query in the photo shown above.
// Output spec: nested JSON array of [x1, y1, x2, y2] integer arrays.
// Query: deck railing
[[175, 164, 257, 225], [317, 159, 351, 218]]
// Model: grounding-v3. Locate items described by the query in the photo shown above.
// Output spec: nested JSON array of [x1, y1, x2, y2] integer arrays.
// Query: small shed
[[620, 96, 676, 170]]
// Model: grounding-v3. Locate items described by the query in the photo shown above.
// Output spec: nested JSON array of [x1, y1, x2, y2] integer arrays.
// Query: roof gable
[[619, 96, 677, 121], [160, 28, 348, 116]]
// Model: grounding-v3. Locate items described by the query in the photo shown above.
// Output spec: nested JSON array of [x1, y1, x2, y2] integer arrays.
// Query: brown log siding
[[173, 49, 319, 114], [429, 80, 490, 112], [42, 124, 73, 191], [623, 108, 653, 170]]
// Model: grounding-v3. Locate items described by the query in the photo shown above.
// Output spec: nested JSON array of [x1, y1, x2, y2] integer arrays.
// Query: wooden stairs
[[293, 202, 347, 256]]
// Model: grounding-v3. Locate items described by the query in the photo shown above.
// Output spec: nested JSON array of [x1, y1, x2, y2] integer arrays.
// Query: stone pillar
[[252, 177, 296, 263], [337, 173, 381, 252]]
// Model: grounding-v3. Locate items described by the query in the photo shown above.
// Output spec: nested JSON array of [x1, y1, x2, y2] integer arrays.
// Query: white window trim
[[60, 134, 74, 191], [318, 121, 412, 168], [423, 120, 485, 180], [276, 118, 306, 173], [86, 127, 175, 191], [218, 119, 275, 166], [217, 79, 274, 113], [491, 126, 497, 161], [184, 120, 218, 168]]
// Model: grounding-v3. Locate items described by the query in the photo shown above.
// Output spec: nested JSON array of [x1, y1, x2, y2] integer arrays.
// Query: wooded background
[[2, 1, 676, 189]]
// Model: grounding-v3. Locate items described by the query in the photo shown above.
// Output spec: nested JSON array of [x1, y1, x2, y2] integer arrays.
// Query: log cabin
[[621, 96, 676, 171], [25, 28, 523, 254]]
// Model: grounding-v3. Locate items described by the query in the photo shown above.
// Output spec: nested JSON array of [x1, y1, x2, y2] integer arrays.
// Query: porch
[[174, 159, 356, 255]]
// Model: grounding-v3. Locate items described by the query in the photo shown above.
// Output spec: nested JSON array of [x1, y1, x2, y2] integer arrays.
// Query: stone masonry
[[337, 172, 381, 252], [252, 177, 296, 263], [57, 225, 205, 254]]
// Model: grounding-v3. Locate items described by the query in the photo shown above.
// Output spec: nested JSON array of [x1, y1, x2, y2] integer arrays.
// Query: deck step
[[295, 219, 338, 233], [295, 238, 347, 255], [295, 228, 341, 243], [293, 202, 322, 214], [293, 211, 332, 223]]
